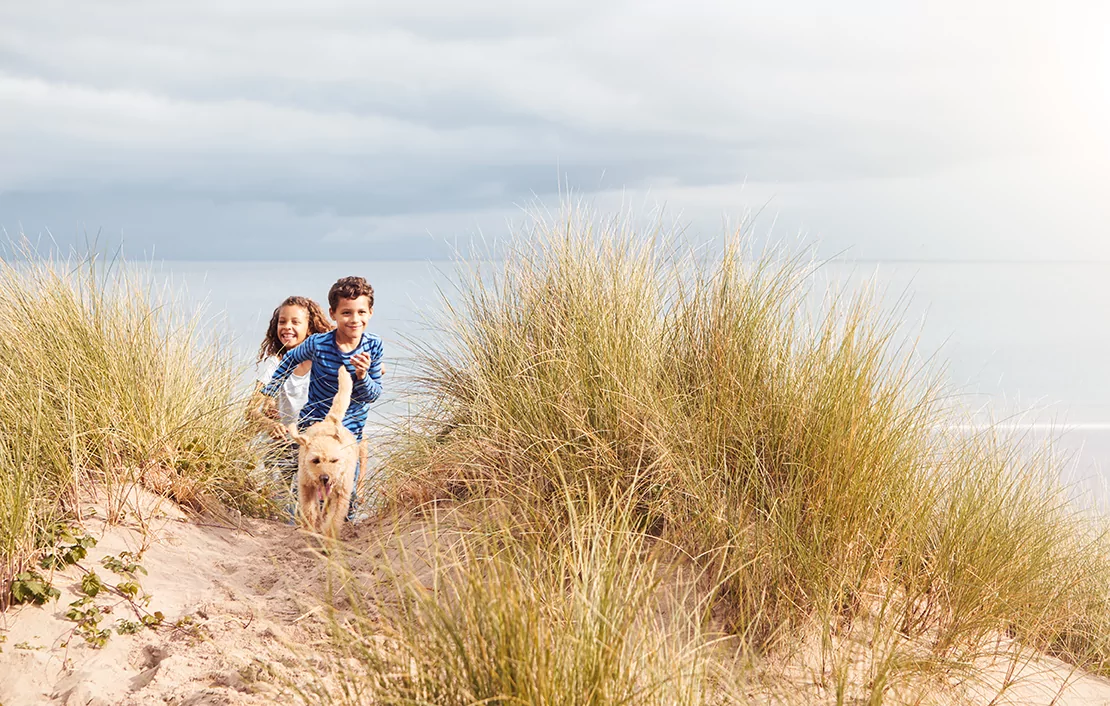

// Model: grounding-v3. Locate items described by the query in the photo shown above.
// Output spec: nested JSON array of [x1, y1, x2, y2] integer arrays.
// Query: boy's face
[[330, 295, 372, 341]]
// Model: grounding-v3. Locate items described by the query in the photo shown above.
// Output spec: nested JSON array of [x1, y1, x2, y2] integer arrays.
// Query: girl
[[249, 296, 333, 484]]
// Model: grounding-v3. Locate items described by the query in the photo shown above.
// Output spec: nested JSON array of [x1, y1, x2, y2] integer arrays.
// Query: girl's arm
[[246, 382, 287, 439], [261, 336, 316, 398]]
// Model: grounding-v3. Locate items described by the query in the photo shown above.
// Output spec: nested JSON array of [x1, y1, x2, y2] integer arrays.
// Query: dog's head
[[290, 422, 358, 503]]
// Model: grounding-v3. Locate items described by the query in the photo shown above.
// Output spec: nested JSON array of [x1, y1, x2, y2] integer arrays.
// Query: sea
[[154, 258, 1110, 503]]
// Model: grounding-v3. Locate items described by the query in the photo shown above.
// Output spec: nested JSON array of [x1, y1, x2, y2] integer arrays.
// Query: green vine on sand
[[9, 570, 60, 606], [61, 551, 165, 649], [38, 528, 98, 570], [9, 527, 97, 608], [6, 526, 165, 649]]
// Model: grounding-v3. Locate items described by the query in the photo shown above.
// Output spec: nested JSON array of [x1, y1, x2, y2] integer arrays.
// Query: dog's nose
[[320, 474, 330, 485]]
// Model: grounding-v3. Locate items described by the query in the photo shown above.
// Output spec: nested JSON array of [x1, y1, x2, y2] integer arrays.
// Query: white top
[[255, 356, 310, 427]]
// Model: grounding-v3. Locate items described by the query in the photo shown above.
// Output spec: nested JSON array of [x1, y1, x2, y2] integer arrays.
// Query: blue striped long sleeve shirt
[[261, 330, 383, 440]]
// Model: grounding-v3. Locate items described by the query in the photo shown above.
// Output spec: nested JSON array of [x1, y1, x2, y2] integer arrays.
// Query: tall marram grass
[[344, 206, 1110, 702], [0, 244, 271, 603], [318, 486, 716, 705]]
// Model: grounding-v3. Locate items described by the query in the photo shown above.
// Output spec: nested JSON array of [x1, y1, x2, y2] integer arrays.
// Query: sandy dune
[[0, 491, 343, 705], [5, 489, 1110, 705]]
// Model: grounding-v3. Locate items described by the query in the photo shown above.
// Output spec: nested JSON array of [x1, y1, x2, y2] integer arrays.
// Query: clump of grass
[[0, 241, 272, 605], [318, 484, 715, 706], [371, 204, 1110, 699]]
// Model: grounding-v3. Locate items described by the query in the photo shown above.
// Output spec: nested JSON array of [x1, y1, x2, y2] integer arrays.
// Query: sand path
[[0, 491, 354, 706]]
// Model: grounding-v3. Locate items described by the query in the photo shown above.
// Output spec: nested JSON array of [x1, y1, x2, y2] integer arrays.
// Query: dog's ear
[[286, 425, 307, 447]]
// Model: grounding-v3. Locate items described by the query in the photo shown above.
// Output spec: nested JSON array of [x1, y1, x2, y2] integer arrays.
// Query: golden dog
[[287, 367, 358, 539]]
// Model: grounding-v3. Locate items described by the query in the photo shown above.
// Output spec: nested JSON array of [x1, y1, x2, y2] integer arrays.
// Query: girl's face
[[276, 304, 310, 349]]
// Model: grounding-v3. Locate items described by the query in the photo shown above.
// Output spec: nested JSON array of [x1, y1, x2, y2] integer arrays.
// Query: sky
[[1, 1, 1108, 261]]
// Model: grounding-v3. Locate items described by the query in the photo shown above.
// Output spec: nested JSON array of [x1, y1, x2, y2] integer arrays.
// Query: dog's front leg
[[298, 476, 321, 532], [321, 492, 347, 540]]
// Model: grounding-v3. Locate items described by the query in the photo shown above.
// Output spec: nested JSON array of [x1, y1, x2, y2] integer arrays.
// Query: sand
[[5, 488, 1110, 705], [0, 490, 345, 705]]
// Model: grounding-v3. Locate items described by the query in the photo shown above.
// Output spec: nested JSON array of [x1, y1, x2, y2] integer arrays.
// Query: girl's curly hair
[[257, 296, 333, 362]]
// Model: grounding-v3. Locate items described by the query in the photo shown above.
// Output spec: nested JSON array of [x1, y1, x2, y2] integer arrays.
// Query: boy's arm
[[260, 337, 315, 397], [350, 338, 383, 404]]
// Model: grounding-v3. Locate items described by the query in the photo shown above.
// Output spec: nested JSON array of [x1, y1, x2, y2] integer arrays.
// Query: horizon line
[[87, 256, 1110, 266]]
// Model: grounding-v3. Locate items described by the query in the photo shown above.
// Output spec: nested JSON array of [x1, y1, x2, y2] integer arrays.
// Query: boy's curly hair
[[257, 296, 333, 362], [328, 276, 375, 311]]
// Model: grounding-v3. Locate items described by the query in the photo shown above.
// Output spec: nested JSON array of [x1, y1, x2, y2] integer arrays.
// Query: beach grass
[[322, 205, 1110, 703], [0, 242, 272, 605], [316, 486, 716, 705]]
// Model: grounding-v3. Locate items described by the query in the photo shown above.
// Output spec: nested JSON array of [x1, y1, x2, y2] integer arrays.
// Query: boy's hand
[[350, 351, 372, 379]]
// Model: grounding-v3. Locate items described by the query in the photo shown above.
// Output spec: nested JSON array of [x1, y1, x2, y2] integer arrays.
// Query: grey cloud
[[1, 0, 1107, 260]]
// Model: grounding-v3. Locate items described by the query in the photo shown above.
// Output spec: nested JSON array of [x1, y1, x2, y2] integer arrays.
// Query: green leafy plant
[[65, 596, 110, 648], [56, 551, 162, 648], [142, 611, 165, 628], [9, 570, 60, 605], [39, 530, 97, 571], [80, 570, 103, 598], [101, 551, 146, 577], [116, 580, 141, 600]]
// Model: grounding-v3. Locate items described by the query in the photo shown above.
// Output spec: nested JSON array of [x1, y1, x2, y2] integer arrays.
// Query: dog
[[287, 366, 358, 539]]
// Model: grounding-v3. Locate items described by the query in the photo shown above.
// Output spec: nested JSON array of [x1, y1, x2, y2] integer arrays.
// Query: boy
[[262, 276, 384, 517]]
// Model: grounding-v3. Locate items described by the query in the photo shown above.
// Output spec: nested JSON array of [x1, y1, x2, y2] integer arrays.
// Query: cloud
[[0, 0, 1107, 259]]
